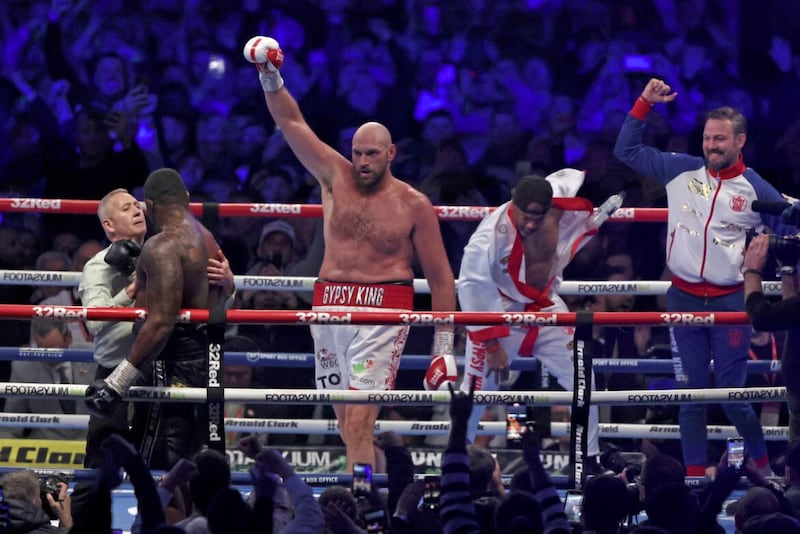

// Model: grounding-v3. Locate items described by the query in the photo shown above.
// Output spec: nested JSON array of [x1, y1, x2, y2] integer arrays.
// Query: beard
[[352, 163, 386, 192], [704, 150, 734, 171]]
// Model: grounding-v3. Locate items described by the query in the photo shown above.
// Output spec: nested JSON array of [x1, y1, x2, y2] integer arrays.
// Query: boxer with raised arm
[[244, 36, 457, 469]]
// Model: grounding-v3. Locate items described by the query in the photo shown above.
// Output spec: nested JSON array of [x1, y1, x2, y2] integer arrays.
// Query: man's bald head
[[349, 122, 396, 191], [353, 122, 392, 148]]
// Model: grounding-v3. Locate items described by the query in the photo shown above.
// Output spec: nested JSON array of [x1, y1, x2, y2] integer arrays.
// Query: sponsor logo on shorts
[[316, 373, 341, 389], [317, 349, 338, 370], [321, 285, 385, 306], [351, 375, 376, 387], [352, 359, 374, 375]]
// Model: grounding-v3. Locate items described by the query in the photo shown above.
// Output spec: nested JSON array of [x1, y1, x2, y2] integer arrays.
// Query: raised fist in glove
[[424, 352, 458, 391], [104, 239, 141, 276], [85, 380, 122, 418], [243, 36, 284, 92]]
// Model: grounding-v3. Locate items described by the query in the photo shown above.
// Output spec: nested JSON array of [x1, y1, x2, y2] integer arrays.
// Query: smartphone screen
[[363, 507, 388, 534], [208, 54, 227, 79], [727, 437, 745, 470], [352, 462, 372, 498], [423, 475, 441, 512], [564, 490, 583, 522], [506, 402, 527, 448]]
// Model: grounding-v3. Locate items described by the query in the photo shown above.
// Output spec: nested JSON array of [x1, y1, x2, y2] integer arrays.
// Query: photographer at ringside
[[0, 469, 72, 533], [743, 232, 800, 440]]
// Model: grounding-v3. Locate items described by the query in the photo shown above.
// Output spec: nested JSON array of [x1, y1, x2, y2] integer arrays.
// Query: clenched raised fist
[[243, 36, 285, 92], [243, 36, 284, 68]]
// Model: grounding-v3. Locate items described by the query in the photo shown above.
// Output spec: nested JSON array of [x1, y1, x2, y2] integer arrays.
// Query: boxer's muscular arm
[[412, 193, 456, 312], [126, 235, 180, 368], [416, 191, 457, 391], [264, 89, 348, 191], [248, 36, 348, 189]]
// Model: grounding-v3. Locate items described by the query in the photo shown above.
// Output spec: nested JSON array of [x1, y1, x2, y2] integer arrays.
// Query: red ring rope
[[0, 198, 667, 222], [0, 304, 750, 326]]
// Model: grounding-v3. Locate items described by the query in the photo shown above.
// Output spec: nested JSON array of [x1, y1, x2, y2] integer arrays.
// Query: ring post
[[569, 310, 593, 490]]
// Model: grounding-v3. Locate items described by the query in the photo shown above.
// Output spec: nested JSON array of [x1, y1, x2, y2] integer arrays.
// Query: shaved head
[[353, 122, 392, 148], [350, 122, 396, 191]]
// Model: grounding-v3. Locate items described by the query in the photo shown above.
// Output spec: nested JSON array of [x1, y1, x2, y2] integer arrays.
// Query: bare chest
[[327, 200, 412, 254], [522, 225, 558, 287]]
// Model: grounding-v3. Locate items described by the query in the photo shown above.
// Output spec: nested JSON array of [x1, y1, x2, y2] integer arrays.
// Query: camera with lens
[[767, 234, 800, 266], [600, 449, 644, 519], [39, 472, 67, 519], [745, 229, 800, 267]]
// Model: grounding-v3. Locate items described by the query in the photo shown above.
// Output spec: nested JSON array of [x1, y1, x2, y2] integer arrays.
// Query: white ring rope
[[0, 270, 785, 297], [0, 413, 787, 441], [216, 420, 792, 441], [0, 383, 785, 406]]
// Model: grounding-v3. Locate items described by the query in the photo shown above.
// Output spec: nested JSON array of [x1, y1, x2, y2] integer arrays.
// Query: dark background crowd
[[0, 0, 797, 452], [1, 0, 800, 532]]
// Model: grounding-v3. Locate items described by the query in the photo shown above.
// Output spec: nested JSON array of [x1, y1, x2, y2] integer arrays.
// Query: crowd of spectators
[[0, 0, 797, 288], [5, 391, 800, 533], [1, 0, 800, 531], [2, 0, 800, 248]]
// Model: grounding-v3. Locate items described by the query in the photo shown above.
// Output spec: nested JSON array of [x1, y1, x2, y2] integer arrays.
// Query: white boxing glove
[[424, 353, 458, 391], [243, 36, 285, 92], [424, 330, 457, 391]]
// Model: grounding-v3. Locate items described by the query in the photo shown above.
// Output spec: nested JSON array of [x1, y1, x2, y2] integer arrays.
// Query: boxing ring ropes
[[0, 197, 789, 489]]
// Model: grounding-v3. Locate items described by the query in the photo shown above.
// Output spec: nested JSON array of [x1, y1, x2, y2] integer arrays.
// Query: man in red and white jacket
[[614, 78, 792, 476], [457, 168, 620, 462]]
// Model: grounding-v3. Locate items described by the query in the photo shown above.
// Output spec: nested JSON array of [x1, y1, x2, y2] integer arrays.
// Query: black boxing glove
[[85, 380, 122, 418], [104, 239, 141, 276]]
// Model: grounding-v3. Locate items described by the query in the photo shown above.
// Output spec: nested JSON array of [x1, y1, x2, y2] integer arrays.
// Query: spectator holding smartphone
[[440, 378, 570, 534]]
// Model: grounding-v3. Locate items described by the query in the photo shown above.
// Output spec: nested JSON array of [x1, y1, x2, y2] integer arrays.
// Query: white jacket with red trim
[[457, 168, 597, 342], [614, 102, 791, 293]]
